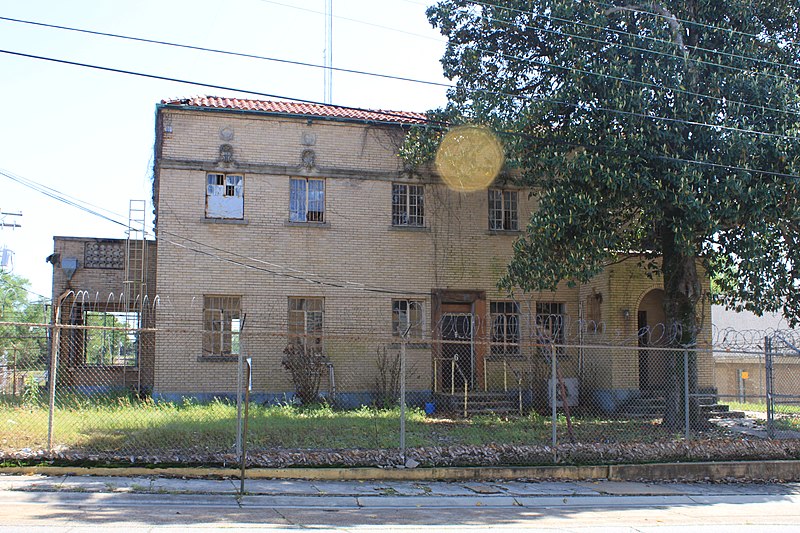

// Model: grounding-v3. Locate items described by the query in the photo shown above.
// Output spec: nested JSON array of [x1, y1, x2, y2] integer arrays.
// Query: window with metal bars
[[392, 183, 424, 227], [490, 301, 520, 356], [290, 178, 325, 223], [288, 297, 324, 353], [202, 296, 241, 356], [535, 302, 566, 354], [206, 173, 244, 219]]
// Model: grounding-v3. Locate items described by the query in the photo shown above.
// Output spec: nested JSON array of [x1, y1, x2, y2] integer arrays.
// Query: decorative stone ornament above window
[[301, 132, 317, 146], [301, 149, 316, 170], [219, 144, 234, 164], [219, 126, 234, 141]]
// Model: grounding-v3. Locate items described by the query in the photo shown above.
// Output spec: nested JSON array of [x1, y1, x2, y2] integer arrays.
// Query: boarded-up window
[[290, 178, 325, 222], [392, 300, 424, 337], [206, 173, 244, 219], [288, 297, 324, 352], [203, 296, 241, 356]]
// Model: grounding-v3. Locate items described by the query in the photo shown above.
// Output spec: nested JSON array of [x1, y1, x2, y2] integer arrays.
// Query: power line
[[0, 49, 439, 127], [0, 168, 131, 230], [0, 16, 452, 91], [2, 14, 797, 124], [2, 47, 798, 144], [254, 0, 443, 42], [0, 274, 51, 302], [428, 0, 800, 83], [447, 0, 800, 76], [586, 0, 800, 49], [0, 167, 431, 296]]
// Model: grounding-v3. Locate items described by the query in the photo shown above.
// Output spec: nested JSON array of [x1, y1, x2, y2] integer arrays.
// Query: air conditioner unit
[[547, 377, 579, 408]]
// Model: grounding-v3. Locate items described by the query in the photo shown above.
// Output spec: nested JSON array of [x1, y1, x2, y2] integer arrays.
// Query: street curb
[[1, 460, 799, 482]]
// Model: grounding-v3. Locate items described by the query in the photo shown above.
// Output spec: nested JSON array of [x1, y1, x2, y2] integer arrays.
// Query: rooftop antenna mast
[[324, 0, 333, 103]]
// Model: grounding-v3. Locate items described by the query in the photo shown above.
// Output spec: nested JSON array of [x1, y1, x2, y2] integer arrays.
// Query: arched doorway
[[637, 289, 667, 392]]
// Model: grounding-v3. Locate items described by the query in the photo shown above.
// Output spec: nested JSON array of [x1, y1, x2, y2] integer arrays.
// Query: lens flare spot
[[435, 125, 504, 192]]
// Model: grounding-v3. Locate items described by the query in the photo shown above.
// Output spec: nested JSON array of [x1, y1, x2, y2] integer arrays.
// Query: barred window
[[536, 302, 565, 348], [290, 178, 325, 222], [288, 297, 324, 352], [206, 173, 244, 219], [203, 296, 241, 356], [392, 184, 425, 227], [392, 300, 424, 338], [490, 301, 520, 356], [488, 189, 518, 231]]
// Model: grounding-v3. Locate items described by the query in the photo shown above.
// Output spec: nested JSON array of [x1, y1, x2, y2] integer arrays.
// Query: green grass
[[0, 395, 691, 456], [727, 401, 800, 415]]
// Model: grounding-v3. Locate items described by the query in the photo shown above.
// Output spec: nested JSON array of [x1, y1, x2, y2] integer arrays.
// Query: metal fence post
[[239, 356, 252, 497], [235, 315, 247, 456], [765, 336, 774, 439], [551, 344, 557, 450], [684, 350, 690, 440], [399, 337, 407, 460], [47, 293, 69, 452]]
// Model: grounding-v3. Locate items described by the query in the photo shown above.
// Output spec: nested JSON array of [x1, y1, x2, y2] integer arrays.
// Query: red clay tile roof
[[160, 96, 427, 125]]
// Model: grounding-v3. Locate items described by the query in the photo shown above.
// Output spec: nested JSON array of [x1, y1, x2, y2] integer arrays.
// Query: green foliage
[[420, 0, 800, 328], [0, 272, 49, 369]]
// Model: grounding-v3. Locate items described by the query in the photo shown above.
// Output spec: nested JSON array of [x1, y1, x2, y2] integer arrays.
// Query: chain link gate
[[765, 333, 800, 438]]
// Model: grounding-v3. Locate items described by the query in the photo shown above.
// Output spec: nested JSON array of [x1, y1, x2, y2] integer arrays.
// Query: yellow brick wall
[[151, 108, 714, 400]]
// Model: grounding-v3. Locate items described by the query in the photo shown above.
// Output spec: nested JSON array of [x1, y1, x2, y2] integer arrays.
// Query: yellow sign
[[741, 371, 749, 380]]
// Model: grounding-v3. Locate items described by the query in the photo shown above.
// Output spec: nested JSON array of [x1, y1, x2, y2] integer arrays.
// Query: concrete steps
[[433, 391, 519, 417]]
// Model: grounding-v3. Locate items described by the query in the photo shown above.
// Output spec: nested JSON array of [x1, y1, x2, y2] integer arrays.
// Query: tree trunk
[[660, 223, 702, 431]]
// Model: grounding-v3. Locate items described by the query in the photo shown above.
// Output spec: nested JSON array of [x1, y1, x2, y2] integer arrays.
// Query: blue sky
[[0, 0, 448, 298]]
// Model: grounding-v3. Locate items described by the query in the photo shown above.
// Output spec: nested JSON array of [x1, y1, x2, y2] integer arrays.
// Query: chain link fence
[[2, 306, 799, 466]]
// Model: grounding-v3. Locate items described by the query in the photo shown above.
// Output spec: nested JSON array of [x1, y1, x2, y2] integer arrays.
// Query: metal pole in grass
[[240, 356, 252, 497], [236, 315, 247, 456], [551, 342, 557, 450], [684, 350, 690, 440], [400, 330, 408, 461], [47, 291, 69, 452]]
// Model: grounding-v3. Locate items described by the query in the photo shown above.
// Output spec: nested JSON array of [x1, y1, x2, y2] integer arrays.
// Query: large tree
[[407, 0, 800, 428]]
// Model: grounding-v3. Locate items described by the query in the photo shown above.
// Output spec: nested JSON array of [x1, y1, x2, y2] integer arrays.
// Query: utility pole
[[0, 209, 22, 271], [0, 209, 22, 229], [324, 0, 333, 103]]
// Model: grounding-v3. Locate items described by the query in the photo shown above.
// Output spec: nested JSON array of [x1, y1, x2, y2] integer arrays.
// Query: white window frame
[[392, 183, 425, 227], [288, 297, 324, 353], [290, 178, 326, 223], [392, 300, 425, 338], [203, 295, 241, 356], [206, 173, 244, 219], [488, 189, 518, 231], [490, 301, 521, 357]]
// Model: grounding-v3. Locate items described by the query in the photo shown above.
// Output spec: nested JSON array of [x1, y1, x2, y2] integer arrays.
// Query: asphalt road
[[1, 475, 800, 531]]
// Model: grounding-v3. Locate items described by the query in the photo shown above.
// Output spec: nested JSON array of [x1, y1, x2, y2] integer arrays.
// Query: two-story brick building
[[51, 96, 714, 412]]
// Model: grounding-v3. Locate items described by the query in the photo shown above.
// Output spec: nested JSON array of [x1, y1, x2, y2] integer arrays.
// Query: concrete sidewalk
[[2, 473, 800, 503], [4, 474, 800, 531]]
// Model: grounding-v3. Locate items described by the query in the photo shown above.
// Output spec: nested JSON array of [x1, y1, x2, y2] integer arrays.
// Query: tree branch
[[604, 3, 687, 55]]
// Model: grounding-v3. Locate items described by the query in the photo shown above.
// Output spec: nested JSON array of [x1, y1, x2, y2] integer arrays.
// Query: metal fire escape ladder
[[124, 200, 147, 392]]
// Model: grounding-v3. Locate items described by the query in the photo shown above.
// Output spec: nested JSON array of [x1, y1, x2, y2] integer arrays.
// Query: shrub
[[281, 344, 325, 406]]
